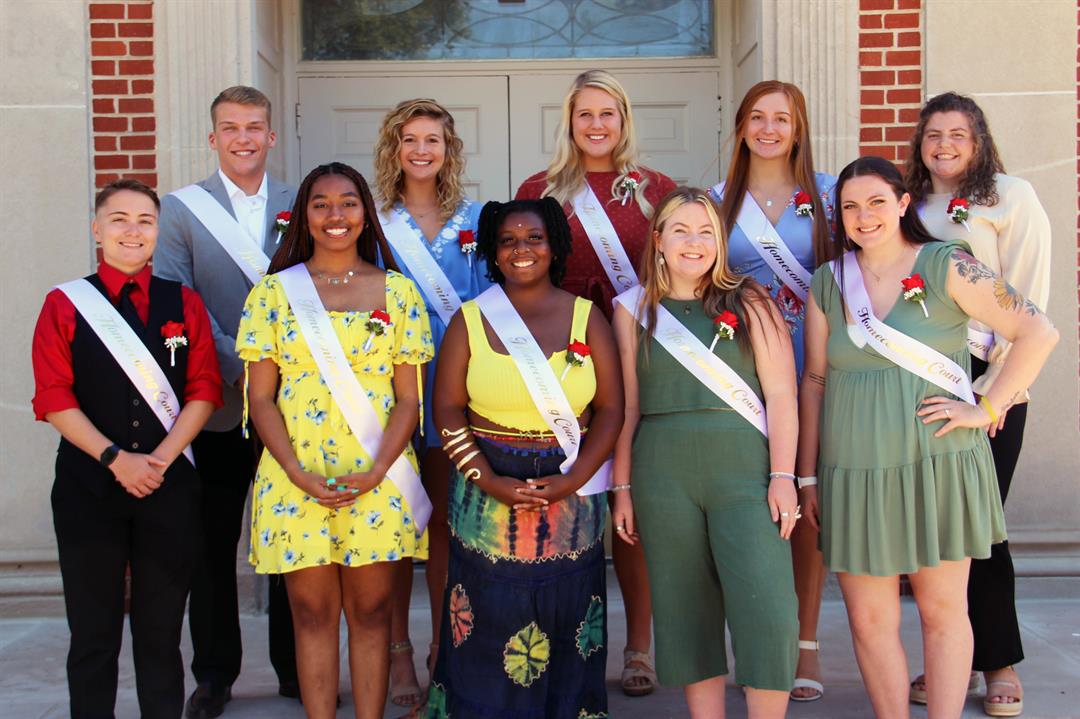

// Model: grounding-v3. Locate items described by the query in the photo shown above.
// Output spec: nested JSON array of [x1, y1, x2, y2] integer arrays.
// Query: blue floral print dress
[[237, 270, 434, 573]]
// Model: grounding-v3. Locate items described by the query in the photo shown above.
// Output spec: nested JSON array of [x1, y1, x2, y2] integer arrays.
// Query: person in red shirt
[[515, 69, 676, 697], [31, 179, 222, 719]]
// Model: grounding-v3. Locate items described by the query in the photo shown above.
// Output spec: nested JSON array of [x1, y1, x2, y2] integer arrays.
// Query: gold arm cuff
[[455, 449, 481, 471], [446, 441, 475, 459], [463, 468, 481, 483]]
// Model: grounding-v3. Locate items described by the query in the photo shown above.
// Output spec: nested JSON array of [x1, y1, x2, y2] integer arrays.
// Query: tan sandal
[[984, 679, 1023, 717], [790, 640, 824, 702], [389, 640, 424, 708], [621, 649, 657, 697], [910, 671, 980, 705]]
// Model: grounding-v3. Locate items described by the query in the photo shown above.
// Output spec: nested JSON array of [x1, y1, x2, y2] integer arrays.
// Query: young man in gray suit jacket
[[154, 86, 298, 718]]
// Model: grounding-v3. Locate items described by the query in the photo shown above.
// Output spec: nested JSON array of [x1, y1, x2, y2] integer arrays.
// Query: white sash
[[171, 185, 270, 285], [378, 210, 461, 326], [832, 252, 976, 404], [57, 279, 195, 465], [915, 203, 992, 360], [712, 182, 813, 302], [614, 286, 769, 436], [473, 286, 611, 495], [276, 265, 433, 532], [571, 184, 639, 294]]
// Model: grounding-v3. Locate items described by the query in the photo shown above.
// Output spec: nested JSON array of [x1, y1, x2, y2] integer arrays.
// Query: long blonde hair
[[718, 81, 831, 265], [373, 98, 466, 221], [542, 70, 654, 217], [636, 187, 775, 357]]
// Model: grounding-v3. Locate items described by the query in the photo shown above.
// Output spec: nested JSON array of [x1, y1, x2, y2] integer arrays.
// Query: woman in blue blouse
[[709, 80, 836, 703], [372, 97, 489, 708]]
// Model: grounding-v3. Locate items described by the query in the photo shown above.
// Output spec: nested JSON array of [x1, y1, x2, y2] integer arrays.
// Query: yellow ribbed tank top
[[463, 296, 596, 432]]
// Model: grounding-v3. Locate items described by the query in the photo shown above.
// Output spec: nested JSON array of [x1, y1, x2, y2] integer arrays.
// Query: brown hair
[[636, 187, 777, 358], [717, 81, 831, 265], [210, 85, 272, 127], [94, 178, 160, 212], [373, 98, 466, 221], [903, 91, 1005, 206], [267, 163, 399, 274]]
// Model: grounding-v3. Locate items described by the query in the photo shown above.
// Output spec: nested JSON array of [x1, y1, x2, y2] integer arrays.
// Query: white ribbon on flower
[[277, 264, 433, 532], [473, 286, 611, 495]]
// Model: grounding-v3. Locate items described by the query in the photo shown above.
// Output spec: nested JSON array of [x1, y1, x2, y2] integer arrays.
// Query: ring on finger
[[780, 512, 790, 518], [945, 408, 951, 418]]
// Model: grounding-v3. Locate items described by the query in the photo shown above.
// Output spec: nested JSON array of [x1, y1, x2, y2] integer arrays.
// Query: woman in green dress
[[797, 157, 1057, 718]]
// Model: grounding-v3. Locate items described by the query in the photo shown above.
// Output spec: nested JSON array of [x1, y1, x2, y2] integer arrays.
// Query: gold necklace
[[310, 264, 362, 285]]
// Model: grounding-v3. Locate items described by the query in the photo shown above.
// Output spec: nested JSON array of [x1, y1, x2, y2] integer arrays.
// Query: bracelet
[[979, 396, 998, 423], [442, 426, 471, 450], [463, 467, 481, 484], [768, 471, 797, 481], [610, 484, 632, 492], [446, 441, 475, 459], [797, 475, 818, 489], [455, 449, 481, 471]]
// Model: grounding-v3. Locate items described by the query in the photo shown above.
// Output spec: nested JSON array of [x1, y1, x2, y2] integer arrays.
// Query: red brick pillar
[[89, 1, 156, 190], [858, 0, 922, 163]]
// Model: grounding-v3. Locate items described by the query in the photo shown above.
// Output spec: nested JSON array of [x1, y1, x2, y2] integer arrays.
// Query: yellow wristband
[[979, 396, 998, 423]]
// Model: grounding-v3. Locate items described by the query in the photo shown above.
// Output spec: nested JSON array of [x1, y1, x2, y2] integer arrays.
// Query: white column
[[758, 0, 860, 175], [155, 0, 256, 191]]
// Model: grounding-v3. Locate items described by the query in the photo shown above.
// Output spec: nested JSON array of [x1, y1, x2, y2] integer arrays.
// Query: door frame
[[280, 0, 737, 185]]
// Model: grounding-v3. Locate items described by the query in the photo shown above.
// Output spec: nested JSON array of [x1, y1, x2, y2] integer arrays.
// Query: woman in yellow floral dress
[[240, 162, 433, 719]]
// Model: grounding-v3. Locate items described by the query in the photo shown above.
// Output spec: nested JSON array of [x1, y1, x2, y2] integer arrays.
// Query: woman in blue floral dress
[[372, 98, 489, 706], [709, 80, 836, 702]]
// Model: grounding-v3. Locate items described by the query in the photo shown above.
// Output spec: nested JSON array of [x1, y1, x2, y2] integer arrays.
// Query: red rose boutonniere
[[459, 229, 477, 267], [561, 341, 591, 381], [709, 310, 738, 351], [947, 198, 970, 232], [618, 170, 643, 206], [363, 309, 393, 352], [275, 211, 291, 244], [161, 321, 188, 367], [901, 273, 929, 318], [794, 190, 814, 218]]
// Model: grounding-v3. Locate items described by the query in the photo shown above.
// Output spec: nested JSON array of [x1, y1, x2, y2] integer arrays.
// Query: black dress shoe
[[185, 683, 232, 719]]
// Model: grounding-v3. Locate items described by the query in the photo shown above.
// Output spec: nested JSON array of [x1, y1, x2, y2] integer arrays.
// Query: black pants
[[53, 466, 199, 719], [967, 356, 1027, 671], [188, 426, 296, 689]]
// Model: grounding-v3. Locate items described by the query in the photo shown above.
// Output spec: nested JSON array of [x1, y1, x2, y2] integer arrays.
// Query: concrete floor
[[1, 572, 1078, 718]]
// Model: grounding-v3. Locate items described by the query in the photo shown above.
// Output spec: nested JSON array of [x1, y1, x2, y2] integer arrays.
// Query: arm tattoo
[[952, 249, 1039, 316], [807, 371, 826, 386]]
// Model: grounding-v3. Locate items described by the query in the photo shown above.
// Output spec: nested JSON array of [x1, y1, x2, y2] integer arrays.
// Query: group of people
[[31, 69, 1056, 719]]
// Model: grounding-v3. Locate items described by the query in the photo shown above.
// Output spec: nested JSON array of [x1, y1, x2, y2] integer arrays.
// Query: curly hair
[[268, 162, 399, 274], [476, 198, 573, 288], [635, 187, 775, 358], [541, 70, 656, 218], [717, 81, 832, 265], [903, 91, 1005, 207], [373, 98, 466, 221]]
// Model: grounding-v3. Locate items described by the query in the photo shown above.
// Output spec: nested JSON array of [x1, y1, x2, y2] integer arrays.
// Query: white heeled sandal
[[790, 640, 824, 702]]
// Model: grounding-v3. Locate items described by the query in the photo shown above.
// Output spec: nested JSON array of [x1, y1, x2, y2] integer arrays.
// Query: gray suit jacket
[[154, 172, 297, 431]]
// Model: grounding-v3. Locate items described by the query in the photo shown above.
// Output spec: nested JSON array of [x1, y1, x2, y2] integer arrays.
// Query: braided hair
[[476, 198, 573, 287]]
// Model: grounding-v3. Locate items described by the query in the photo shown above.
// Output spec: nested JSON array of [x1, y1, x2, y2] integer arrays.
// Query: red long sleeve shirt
[[32, 262, 223, 421]]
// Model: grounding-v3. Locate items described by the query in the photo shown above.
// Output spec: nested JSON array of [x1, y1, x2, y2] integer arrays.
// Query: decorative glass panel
[[301, 0, 713, 61]]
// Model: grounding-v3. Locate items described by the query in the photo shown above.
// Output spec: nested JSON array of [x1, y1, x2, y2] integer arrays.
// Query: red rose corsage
[[901, 273, 929, 318], [275, 211, 291, 244], [161, 321, 188, 367], [459, 229, 477, 267], [709, 310, 738, 351], [561, 340, 591, 380], [794, 190, 814, 218], [618, 170, 643, 206], [362, 309, 393, 352], [947, 197, 970, 232]]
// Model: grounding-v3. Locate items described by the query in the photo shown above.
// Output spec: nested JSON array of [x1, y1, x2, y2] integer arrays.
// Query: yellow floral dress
[[237, 270, 434, 573]]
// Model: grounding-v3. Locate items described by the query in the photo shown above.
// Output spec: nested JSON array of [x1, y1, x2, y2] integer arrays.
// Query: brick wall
[[89, 1, 156, 190], [858, 0, 922, 162]]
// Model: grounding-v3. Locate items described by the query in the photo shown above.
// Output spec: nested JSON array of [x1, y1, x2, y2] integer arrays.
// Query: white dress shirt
[[218, 170, 269, 248]]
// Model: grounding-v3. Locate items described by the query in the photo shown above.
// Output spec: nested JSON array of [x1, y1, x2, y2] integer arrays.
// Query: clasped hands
[[483, 473, 579, 511], [288, 468, 385, 510]]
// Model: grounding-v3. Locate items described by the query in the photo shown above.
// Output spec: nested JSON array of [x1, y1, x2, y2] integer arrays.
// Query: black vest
[[56, 274, 193, 495]]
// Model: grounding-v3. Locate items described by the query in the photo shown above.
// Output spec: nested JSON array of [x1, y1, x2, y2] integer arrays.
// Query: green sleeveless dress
[[812, 240, 1006, 576]]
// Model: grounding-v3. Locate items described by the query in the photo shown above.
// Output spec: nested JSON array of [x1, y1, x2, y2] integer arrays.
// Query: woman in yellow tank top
[[424, 198, 623, 718]]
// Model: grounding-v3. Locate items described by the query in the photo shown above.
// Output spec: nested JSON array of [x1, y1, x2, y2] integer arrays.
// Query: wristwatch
[[99, 443, 121, 468]]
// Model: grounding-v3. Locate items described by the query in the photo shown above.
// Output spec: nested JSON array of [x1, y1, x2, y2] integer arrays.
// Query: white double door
[[298, 71, 720, 202]]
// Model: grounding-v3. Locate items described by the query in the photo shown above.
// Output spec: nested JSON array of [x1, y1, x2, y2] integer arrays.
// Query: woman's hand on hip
[[917, 395, 991, 437]]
